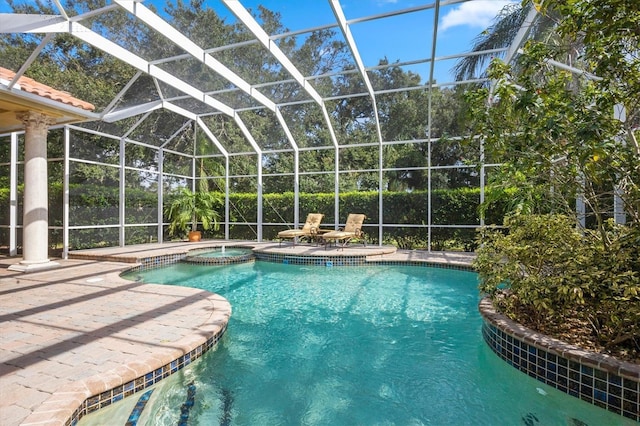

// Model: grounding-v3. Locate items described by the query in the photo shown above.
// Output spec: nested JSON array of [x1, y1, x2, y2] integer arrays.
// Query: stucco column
[[9, 111, 59, 272]]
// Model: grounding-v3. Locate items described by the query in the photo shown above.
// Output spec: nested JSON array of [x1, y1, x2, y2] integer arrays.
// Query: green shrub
[[476, 214, 640, 352], [1, 186, 506, 252]]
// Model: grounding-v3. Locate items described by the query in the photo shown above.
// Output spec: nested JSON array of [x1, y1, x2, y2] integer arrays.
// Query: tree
[[165, 187, 221, 239], [469, 0, 640, 356], [469, 1, 640, 229], [453, 2, 558, 82]]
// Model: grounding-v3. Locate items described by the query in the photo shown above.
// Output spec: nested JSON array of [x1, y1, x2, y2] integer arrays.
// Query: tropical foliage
[[476, 215, 640, 358], [453, 2, 558, 82], [470, 0, 640, 358], [165, 188, 221, 239]]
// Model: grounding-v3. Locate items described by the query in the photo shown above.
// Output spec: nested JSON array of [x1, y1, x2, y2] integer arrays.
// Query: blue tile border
[[67, 324, 227, 426], [129, 250, 475, 272], [137, 252, 187, 270], [131, 246, 256, 270], [367, 259, 474, 271], [479, 297, 640, 422], [253, 251, 368, 266], [252, 251, 475, 271]]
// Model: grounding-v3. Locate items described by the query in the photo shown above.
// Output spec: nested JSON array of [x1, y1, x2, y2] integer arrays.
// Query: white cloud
[[440, 0, 518, 32]]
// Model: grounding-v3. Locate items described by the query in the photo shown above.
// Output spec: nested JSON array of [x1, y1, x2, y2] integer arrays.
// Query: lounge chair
[[322, 214, 366, 250], [277, 213, 324, 246]]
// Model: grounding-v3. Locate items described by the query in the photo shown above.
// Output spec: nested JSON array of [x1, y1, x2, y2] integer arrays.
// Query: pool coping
[[0, 256, 232, 426], [25, 281, 231, 426], [69, 322, 228, 425]]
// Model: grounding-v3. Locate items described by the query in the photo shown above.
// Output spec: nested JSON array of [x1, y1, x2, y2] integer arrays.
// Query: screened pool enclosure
[[0, 0, 538, 258]]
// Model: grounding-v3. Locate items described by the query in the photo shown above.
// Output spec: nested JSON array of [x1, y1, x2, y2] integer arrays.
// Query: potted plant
[[165, 187, 221, 241]]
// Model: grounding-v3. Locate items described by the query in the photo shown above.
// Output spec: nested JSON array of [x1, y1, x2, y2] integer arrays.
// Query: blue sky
[[1, 0, 517, 83], [213, 0, 518, 83]]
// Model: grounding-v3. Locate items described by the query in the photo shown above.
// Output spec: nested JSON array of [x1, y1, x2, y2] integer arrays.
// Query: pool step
[[125, 389, 154, 426], [178, 382, 196, 426]]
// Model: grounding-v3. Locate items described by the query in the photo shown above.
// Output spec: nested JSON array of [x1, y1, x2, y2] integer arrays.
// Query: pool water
[[82, 261, 635, 425]]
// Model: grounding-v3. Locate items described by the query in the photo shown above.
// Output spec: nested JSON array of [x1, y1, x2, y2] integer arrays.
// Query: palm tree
[[165, 187, 221, 239], [452, 2, 557, 82]]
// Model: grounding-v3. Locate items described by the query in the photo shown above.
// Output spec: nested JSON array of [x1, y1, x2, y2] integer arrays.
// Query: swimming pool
[[80, 260, 635, 425]]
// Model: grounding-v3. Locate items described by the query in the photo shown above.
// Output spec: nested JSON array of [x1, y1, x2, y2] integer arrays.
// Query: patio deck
[[0, 240, 475, 425]]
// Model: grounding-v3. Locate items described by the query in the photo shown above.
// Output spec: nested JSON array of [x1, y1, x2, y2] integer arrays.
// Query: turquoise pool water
[[83, 261, 635, 425]]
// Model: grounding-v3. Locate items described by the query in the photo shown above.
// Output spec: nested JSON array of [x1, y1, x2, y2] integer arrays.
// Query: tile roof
[[0, 66, 95, 112]]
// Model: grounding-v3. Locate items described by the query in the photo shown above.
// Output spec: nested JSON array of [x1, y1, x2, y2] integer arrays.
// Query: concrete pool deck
[[0, 240, 475, 425]]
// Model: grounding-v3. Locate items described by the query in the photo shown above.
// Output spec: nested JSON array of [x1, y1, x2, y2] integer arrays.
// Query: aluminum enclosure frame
[[0, 0, 552, 255]]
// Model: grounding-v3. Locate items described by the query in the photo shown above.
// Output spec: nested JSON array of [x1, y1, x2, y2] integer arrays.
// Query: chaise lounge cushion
[[278, 213, 324, 243], [322, 213, 366, 248]]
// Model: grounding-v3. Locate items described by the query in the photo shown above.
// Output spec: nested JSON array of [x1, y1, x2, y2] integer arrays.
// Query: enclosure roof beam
[[68, 4, 120, 22], [196, 118, 229, 158], [330, 0, 383, 145], [202, 47, 505, 103], [102, 100, 163, 123], [101, 71, 144, 119], [121, 110, 153, 139], [52, 0, 68, 20], [163, 101, 199, 121], [113, 1, 277, 113], [503, 5, 540, 65], [518, 49, 602, 81], [153, 1, 460, 60], [7, 34, 54, 90], [188, 75, 487, 117], [3, 15, 239, 118], [114, 1, 300, 156], [487, 4, 540, 99], [275, 108, 298, 153], [69, 22, 237, 117], [161, 120, 194, 149], [222, 0, 339, 148], [222, 0, 322, 104], [345, 0, 465, 25], [234, 115, 262, 155], [427, 0, 441, 93], [0, 14, 67, 33]]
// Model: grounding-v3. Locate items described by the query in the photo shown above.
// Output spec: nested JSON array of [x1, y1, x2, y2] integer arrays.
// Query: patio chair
[[322, 214, 366, 250], [277, 213, 324, 246]]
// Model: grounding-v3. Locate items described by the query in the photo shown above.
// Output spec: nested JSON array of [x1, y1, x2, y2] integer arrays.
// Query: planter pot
[[188, 231, 202, 242]]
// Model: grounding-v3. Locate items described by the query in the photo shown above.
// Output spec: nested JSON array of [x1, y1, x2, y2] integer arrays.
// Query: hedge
[[0, 186, 509, 252]]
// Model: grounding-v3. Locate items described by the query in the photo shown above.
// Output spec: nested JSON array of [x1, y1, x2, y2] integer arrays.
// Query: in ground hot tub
[[184, 246, 255, 265]]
